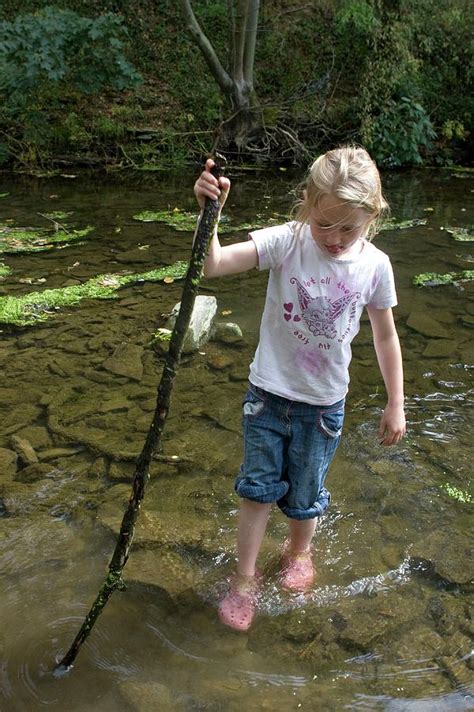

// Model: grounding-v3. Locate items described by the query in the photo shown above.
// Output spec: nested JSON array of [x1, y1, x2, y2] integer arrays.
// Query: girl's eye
[[341, 226, 354, 233]]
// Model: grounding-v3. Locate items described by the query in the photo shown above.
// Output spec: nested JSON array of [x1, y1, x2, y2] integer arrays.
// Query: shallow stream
[[0, 167, 472, 711]]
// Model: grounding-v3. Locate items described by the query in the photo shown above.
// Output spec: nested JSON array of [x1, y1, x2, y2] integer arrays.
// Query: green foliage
[[0, 5, 141, 163], [366, 96, 437, 167], [0, 7, 141, 100], [0, 1, 471, 167]]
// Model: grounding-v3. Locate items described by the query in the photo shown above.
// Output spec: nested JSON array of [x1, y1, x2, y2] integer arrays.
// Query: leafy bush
[[0, 6, 141, 101], [366, 96, 437, 167], [0, 6, 141, 162]]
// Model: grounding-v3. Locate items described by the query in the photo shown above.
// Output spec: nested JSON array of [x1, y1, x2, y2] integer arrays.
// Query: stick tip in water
[[53, 661, 73, 678]]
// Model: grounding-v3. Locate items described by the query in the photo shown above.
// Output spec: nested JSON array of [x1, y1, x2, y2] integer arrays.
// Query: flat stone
[[206, 354, 233, 370], [118, 681, 176, 712], [9, 435, 38, 466], [459, 340, 474, 365], [407, 311, 451, 338], [410, 531, 473, 585], [0, 448, 18, 477], [38, 447, 84, 461], [423, 340, 458, 358], [15, 462, 54, 483], [16, 426, 53, 450], [102, 343, 144, 381]]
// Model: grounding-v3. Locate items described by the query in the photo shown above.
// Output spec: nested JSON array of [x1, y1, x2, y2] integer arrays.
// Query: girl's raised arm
[[194, 159, 258, 278]]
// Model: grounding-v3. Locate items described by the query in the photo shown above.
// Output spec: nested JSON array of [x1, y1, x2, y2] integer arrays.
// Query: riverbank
[[1, 1, 472, 173]]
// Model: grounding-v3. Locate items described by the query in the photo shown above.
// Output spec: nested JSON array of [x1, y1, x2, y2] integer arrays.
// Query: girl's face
[[309, 194, 373, 258]]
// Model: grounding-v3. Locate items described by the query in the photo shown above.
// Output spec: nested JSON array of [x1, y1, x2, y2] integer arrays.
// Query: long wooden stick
[[55, 158, 225, 674]]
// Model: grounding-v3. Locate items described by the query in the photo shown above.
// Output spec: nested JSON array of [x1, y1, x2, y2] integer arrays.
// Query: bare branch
[[177, 0, 233, 93], [232, 0, 249, 82], [243, 0, 260, 88]]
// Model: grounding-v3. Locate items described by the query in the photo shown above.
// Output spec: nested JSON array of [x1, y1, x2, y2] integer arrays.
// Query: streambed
[[0, 168, 472, 711]]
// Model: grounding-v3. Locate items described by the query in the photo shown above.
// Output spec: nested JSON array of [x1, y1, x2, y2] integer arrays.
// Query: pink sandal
[[280, 542, 314, 592], [218, 573, 260, 632]]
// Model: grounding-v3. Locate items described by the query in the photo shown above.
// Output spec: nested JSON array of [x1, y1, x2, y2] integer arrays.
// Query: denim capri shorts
[[234, 384, 345, 520]]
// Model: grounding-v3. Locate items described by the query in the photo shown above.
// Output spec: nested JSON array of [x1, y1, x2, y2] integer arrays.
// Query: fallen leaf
[[163, 276, 174, 283]]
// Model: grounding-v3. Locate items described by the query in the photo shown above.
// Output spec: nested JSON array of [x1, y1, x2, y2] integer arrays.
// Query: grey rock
[[212, 321, 243, 344], [166, 296, 217, 352]]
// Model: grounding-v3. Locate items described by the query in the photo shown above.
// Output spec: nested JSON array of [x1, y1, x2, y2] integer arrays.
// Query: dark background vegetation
[[0, 0, 472, 170]]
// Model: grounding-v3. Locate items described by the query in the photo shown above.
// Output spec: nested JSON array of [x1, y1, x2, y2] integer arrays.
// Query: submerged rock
[[9, 435, 38, 467], [16, 425, 53, 451], [0, 448, 18, 477], [118, 680, 176, 712], [15, 462, 54, 483], [423, 339, 458, 358], [102, 342, 144, 381], [211, 321, 243, 344], [407, 312, 450, 339], [410, 531, 473, 585]]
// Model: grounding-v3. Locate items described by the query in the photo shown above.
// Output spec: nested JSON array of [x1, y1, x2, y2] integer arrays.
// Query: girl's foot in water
[[218, 572, 261, 631], [279, 541, 314, 591]]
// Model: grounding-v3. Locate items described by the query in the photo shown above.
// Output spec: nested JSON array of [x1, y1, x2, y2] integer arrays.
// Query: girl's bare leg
[[288, 517, 318, 554], [236, 499, 272, 578]]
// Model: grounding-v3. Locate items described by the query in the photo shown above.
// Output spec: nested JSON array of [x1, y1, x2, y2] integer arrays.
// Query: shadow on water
[[0, 168, 472, 711]]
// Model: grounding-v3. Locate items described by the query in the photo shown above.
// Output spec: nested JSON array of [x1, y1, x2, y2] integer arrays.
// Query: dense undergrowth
[[0, 0, 472, 170]]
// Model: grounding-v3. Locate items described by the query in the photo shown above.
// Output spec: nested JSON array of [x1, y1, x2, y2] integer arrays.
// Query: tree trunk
[[178, 0, 262, 151]]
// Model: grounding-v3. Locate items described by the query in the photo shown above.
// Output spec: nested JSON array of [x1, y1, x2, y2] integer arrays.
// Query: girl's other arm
[[194, 158, 258, 277], [367, 306, 406, 446]]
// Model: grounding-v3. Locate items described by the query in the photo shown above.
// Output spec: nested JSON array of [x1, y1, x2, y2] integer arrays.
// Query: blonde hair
[[293, 145, 389, 239]]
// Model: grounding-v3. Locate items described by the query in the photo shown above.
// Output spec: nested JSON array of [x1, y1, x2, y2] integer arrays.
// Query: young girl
[[194, 146, 406, 632]]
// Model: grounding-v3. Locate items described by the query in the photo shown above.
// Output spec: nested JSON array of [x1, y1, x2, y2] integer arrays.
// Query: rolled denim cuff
[[278, 487, 331, 520], [235, 476, 289, 504]]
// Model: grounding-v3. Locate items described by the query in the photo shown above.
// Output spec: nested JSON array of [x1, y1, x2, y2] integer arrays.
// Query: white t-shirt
[[248, 222, 397, 405]]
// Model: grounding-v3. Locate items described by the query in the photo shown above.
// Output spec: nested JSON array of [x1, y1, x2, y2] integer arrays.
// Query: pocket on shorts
[[317, 406, 344, 439], [242, 388, 265, 418]]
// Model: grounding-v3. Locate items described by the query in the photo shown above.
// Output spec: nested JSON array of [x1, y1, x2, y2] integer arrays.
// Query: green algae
[[0, 261, 11, 277], [0, 225, 94, 253], [132, 207, 283, 233], [380, 217, 427, 231], [440, 483, 472, 504], [413, 270, 474, 287], [43, 211, 74, 221], [151, 327, 172, 344], [0, 260, 188, 326], [445, 226, 474, 242], [0, 193, 9, 198]]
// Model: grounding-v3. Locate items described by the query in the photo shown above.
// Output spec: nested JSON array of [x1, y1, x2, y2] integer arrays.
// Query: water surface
[[0, 167, 472, 711]]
